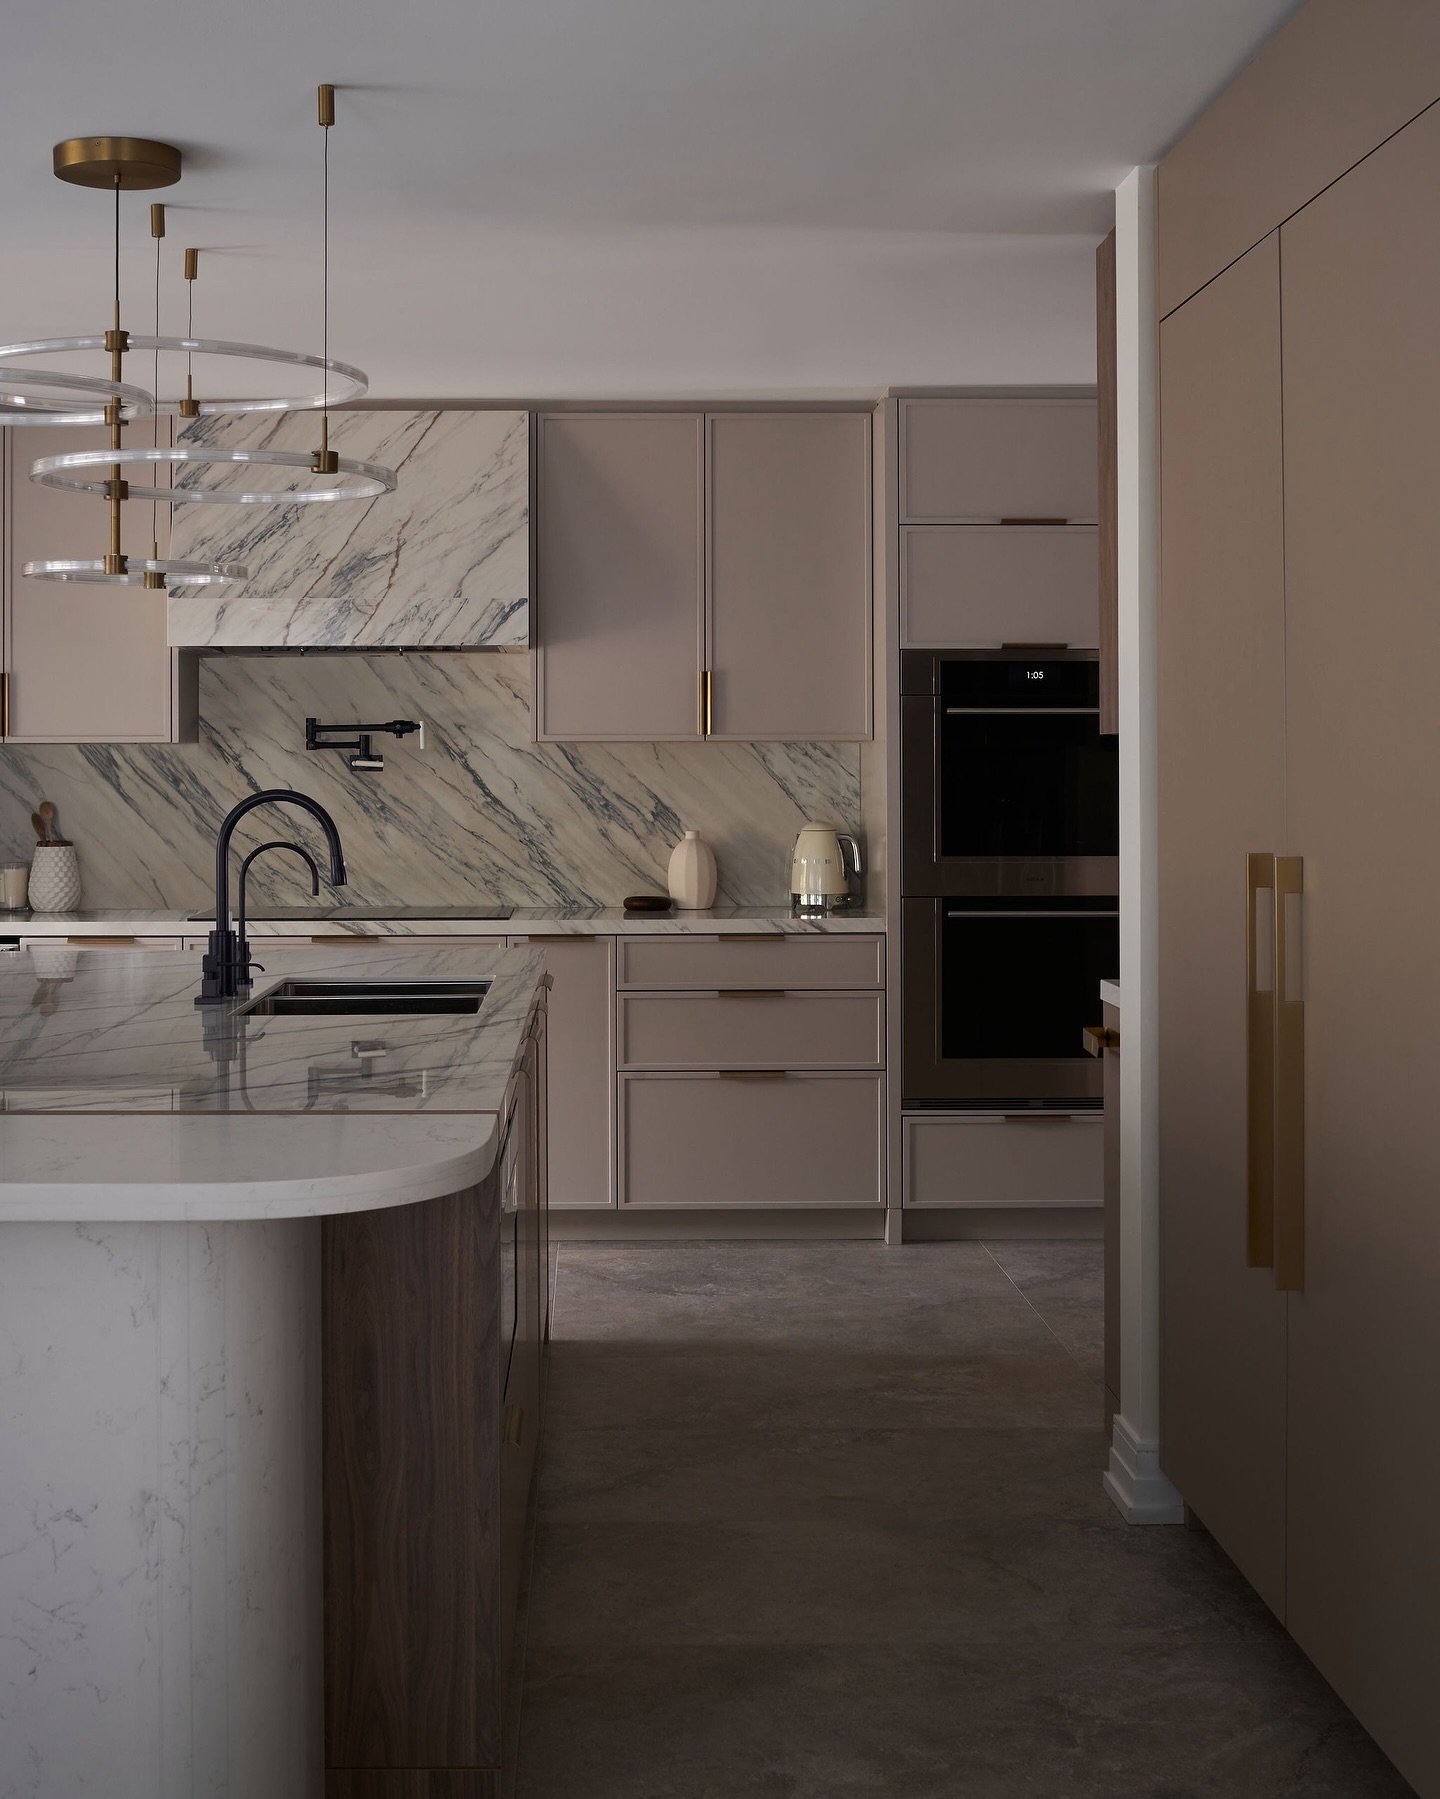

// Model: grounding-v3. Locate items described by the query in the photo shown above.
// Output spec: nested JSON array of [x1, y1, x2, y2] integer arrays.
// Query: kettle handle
[[839, 833, 863, 879]]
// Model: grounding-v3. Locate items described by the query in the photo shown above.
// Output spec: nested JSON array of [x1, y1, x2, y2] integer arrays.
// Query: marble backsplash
[[0, 655, 863, 910]]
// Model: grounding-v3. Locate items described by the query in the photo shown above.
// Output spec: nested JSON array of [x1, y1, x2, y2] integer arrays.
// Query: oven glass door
[[903, 900, 1118, 1106], [940, 908, 1118, 1061], [938, 711, 1118, 861]]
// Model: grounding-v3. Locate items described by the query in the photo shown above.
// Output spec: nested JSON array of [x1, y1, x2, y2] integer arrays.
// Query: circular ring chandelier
[[0, 335, 368, 417], [12, 91, 393, 589], [31, 445, 397, 505], [22, 556, 252, 586]]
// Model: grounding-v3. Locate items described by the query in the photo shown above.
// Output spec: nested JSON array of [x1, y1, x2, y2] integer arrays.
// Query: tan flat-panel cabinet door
[[707, 412, 871, 740], [516, 935, 615, 1209], [1157, 233, 1289, 1617], [900, 397, 1097, 523], [535, 413, 704, 741], [1279, 106, 1440, 1797], [5, 427, 174, 742]]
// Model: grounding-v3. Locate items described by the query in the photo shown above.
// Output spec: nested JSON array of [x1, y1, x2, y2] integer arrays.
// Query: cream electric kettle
[[790, 821, 862, 913]]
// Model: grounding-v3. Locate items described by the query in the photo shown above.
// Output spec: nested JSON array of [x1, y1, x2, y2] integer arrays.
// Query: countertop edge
[[7, 908, 887, 938]]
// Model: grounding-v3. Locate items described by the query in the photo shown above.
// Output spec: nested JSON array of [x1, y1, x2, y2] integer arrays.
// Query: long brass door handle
[[1273, 855, 1305, 1292], [1245, 851, 1277, 1268]]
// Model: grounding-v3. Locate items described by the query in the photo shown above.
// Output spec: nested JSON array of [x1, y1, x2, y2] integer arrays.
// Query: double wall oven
[[901, 649, 1119, 1108]]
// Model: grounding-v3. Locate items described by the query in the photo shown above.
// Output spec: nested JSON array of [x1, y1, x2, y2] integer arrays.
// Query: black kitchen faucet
[[196, 789, 348, 1006]]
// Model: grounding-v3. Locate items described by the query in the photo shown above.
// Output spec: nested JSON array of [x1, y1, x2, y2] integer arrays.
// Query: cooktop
[[187, 905, 515, 922]]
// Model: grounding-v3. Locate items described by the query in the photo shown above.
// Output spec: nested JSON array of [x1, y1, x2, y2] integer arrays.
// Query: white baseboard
[[1104, 1412, 1185, 1524]]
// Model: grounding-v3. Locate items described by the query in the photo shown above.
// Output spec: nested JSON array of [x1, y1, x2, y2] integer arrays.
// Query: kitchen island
[[0, 942, 549, 1799]]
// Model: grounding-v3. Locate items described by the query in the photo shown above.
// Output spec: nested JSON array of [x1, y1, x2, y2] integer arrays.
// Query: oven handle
[[944, 910, 1119, 919], [943, 706, 1100, 716]]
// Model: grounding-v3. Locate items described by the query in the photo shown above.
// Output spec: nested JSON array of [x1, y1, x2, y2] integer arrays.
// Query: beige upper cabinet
[[900, 396, 1098, 523], [534, 413, 706, 741], [535, 409, 872, 742], [3, 426, 194, 745], [707, 412, 871, 740]]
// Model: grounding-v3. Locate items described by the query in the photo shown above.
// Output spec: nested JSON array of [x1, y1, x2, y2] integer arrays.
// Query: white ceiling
[[1, 0, 1299, 396]]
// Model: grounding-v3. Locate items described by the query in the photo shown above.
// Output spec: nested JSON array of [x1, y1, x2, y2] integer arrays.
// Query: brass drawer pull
[[718, 1069, 788, 1080], [67, 935, 138, 945], [724, 933, 785, 942], [716, 988, 787, 999]]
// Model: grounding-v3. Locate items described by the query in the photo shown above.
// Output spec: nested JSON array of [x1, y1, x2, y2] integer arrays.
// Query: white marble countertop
[[3, 903, 886, 938], [0, 942, 545, 1221]]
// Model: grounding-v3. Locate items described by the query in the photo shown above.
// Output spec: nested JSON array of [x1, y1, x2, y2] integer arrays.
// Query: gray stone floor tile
[[516, 1640, 1409, 1799], [538, 1425, 1110, 1524], [984, 1240, 1105, 1302]]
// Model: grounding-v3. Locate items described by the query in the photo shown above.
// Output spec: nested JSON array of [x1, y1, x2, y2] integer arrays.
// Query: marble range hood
[[166, 408, 529, 652]]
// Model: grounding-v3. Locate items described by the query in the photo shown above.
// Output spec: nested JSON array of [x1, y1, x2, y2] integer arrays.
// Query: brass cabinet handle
[[716, 988, 787, 999], [1245, 851, 1277, 1269], [66, 935, 139, 945], [1273, 855, 1305, 1292], [718, 1069, 788, 1080], [725, 933, 785, 942], [1082, 1024, 1119, 1056], [1, 671, 9, 739]]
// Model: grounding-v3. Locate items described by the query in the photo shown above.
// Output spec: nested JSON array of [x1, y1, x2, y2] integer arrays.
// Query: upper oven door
[[901, 653, 1118, 897]]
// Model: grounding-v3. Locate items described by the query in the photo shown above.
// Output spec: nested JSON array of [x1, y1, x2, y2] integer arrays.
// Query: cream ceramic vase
[[27, 842, 82, 913], [667, 830, 718, 910]]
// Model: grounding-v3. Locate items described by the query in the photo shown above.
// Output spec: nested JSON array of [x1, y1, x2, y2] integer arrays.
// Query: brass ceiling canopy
[[52, 136, 182, 191]]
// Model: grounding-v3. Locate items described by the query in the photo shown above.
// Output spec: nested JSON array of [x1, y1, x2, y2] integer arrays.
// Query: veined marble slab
[[7, 905, 885, 937], [167, 410, 528, 649], [0, 654, 862, 911]]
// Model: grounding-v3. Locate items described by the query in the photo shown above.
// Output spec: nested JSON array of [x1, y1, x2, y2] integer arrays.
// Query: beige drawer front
[[900, 397, 1098, 523], [901, 526, 1099, 649], [619, 990, 883, 1070], [23, 935, 184, 951], [620, 1072, 883, 1208], [903, 1112, 1102, 1209], [617, 934, 883, 991]]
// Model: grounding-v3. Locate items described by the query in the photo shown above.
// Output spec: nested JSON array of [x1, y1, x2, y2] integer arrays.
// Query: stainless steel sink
[[238, 978, 491, 1018]]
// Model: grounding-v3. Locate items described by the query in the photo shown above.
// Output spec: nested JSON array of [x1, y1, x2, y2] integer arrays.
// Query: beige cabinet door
[[706, 412, 871, 740], [4, 427, 183, 743], [900, 526, 1098, 648], [900, 396, 1097, 523], [534, 413, 705, 741], [1279, 105, 1440, 1797], [1157, 233, 1289, 1617], [510, 935, 614, 1209]]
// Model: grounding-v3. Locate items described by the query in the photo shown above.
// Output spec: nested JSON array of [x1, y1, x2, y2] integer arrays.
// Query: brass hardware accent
[[179, 396, 200, 419], [717, 989, 786, 999], [101, 478, 129, 503], [144, 539, 165, 589], [698, 670, 707, 735], [718, 1069, 788, 1080], [52, 136, 182, 191], [103, 327, 130, 354], [999, 517, 1068, 527], [67, 936, 137, 945], [311, 448, 340, 476], [1246, 851, 1277, 1268], [1273, 856, 1305, 1292], [503, 1403, 524, 1447], [150, 203, 165, 239], [1, 672, 9, 740], [103, 400, 120, 427], [1082, 1024, 1119, 1056], [103, 552, 127, 576], [318, 83, 336, 128], [703, 667, 714, 736], [725, 933, 785, 942], [183, 247, 199, 282]]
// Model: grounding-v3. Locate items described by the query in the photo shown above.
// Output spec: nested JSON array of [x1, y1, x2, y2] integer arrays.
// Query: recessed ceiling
[[1, 0, 1300, 396]]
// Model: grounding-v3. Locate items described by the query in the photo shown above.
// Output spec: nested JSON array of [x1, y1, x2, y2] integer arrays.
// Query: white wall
[[1106, 166, 1183, 1525]]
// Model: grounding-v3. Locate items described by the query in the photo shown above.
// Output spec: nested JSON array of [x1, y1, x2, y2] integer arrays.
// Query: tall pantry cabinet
[[1157, 22, 1440, 1792]]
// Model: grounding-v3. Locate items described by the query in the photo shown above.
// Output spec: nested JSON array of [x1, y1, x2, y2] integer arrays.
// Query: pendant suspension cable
[[315, 83, 337, 474], [106, 175, 125, 575], [146, 203, 165, 586]]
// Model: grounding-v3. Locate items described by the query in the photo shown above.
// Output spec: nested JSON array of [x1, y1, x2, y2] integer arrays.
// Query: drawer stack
[[616, 934, 886, 1209]]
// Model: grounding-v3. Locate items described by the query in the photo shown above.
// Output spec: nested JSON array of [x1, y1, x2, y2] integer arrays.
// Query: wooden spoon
[[30, 812, 47, 844], [37, 801, 58, 843]]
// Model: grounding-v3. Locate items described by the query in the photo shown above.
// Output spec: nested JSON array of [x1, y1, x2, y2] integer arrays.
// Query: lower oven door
[[902, 898, 1118, 1106]]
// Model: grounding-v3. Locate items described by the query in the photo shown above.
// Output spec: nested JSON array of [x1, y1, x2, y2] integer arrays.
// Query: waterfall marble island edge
[[0, 941, 550, 1797]]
